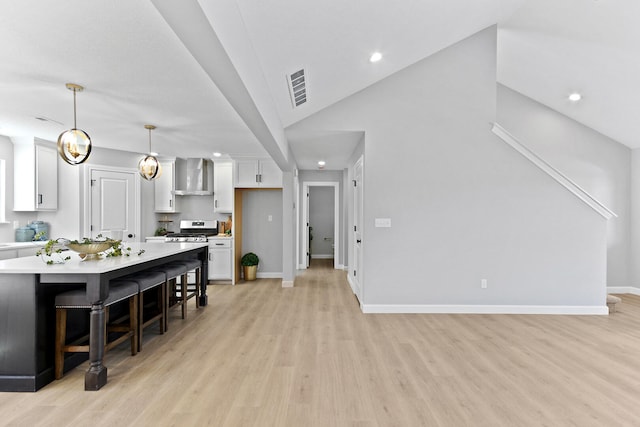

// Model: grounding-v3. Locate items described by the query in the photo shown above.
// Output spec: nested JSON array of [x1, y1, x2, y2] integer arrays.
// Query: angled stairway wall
[[496, 84, 631, 291]]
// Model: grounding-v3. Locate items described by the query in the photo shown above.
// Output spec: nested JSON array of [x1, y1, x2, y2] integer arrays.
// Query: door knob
[[128, 233, 134, 238], [357, 239, 362, 243]]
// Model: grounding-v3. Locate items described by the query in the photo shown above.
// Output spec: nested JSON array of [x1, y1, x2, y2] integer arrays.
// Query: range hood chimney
[[173, 158, 214, 196]]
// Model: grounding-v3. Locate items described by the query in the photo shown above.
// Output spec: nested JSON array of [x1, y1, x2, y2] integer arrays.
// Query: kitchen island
[[0, 242, 208, 392]]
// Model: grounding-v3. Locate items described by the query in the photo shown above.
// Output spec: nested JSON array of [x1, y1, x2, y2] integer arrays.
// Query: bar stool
[[123, 271, 167, 351], [54, 280, 139, 380], [147, 263, 188, 328], [170, 258, 202, 312]]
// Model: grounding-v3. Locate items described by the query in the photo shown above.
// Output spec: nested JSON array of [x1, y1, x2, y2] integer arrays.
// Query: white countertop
[[209, 235, 233, 240], [0, 242, 207, 274], [0, 241, 46, 251]]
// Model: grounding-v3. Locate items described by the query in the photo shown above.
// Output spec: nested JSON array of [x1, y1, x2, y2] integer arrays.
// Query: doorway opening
[[301, 182, 340, 270]]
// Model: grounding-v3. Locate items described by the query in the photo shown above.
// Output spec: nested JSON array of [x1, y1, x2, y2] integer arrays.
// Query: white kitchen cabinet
[[208, 238, 233, 280], [13, 138, 58, 211], [154, 158, 180, 212], [0, 242, 45, 260], [213, 162, 233, 213], [17, 247, 40, 257], [234, 158, 282, 188], [0, 250, 17, 260]]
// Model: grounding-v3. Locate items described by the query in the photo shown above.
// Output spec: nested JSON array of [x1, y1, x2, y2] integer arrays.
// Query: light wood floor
[[2, 259, 640, 426]]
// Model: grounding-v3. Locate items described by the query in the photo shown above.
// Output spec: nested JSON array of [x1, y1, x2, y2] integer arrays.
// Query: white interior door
[[90, 168, 138, 240], [305, 187, 310, 268], [352, 157, 363, 301]]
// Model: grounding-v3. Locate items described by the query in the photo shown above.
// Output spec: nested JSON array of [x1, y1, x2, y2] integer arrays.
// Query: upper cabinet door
[[13, 138, 58, 211], [234, 160, 259, 188], [154, 159, 179, 212], [214, 162, 233, 213], [35, 143, 58, 210], [258, 159, 282, 187]]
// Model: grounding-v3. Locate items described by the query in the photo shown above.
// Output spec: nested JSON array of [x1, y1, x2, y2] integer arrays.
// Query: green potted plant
[[241, 252, 259, 281]]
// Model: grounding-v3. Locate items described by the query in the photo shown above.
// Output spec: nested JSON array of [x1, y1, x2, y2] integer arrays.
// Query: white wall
[[496, 84, 631, 288], [631, 150, 640, 290], [288, 26, 609, 312], [282, 170, 296, 285], [241, 189, 283, 276]]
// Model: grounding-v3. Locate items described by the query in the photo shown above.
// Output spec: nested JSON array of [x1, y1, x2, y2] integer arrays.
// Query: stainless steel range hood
[[173, 158, 214, 196]]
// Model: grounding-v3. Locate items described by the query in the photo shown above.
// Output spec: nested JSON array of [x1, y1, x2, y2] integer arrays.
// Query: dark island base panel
[[0, 272, 91, 392], [0, 376, 42, 393], [0, 354, 88, 392]]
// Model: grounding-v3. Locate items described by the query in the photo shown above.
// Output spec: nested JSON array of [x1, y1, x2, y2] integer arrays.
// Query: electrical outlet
[[268, 215, 273, 222], [481, 279, 488, 289], [13, 221, 19, 229]]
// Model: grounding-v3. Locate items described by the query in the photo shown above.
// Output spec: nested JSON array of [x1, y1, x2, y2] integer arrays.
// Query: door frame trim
[[82, 164, 141, 241]]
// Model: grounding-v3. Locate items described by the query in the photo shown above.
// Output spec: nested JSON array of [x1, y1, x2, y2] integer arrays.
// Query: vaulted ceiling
[[0, 1, 636, 171]]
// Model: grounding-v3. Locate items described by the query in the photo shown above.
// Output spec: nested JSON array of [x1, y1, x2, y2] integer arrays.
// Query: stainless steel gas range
[[164, 220, 218, 242]]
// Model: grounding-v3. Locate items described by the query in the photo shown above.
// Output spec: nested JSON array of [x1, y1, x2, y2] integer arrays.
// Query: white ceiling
[[0, 0, 637, 172]]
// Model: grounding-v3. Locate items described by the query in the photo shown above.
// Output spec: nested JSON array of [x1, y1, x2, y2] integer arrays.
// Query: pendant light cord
[[72, 87, 78, 129]]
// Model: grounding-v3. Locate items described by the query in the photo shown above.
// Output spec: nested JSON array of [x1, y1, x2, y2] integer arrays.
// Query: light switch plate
[[375, 218, 391, 228]]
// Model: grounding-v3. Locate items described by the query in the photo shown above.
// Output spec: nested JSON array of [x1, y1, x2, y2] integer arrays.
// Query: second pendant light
[[138, 124, 160, 181]]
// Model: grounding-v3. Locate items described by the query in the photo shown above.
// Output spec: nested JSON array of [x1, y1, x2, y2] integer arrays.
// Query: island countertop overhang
[[0, 242, 208, 274]]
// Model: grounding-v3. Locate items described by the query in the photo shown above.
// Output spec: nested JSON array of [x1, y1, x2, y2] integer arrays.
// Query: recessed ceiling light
[[568, 93, 582, 102], [318, 160, 326, 166], [369, 52, 382, 63], [213, 152, 222, 157]]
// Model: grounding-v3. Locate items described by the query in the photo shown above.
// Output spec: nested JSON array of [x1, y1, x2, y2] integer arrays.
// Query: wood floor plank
[[2, 259, 640, 426]]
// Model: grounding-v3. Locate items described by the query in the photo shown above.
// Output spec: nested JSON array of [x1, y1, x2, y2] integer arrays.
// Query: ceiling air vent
[[287, 68, 307, 108]]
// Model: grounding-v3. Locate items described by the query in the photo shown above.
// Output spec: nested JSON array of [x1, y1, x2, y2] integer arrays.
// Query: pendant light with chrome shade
[[138, 124, 161, 180], [57, 83, 92, 165]]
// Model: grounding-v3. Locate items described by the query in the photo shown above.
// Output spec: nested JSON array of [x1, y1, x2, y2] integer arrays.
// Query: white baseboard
[[255, 272, 282, 279], [361, 304, 608, 315], [346, 274, 355, 292], [281, 280, 294, 288], [607, 286, 640, 295], [336, 263, 344, 270], [311, 254, 333, 259]]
